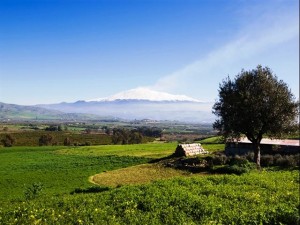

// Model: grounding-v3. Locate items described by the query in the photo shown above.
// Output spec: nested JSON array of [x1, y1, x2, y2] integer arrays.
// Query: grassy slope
[[0, 143, 179, 200], [1, 142, 299, 224], [0, 142, 225, 201], [1, 171, 299, 224], [0, 146, 150, 201]]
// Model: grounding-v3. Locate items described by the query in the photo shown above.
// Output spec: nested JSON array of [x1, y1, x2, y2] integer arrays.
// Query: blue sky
[[0, 0, 298, 105]]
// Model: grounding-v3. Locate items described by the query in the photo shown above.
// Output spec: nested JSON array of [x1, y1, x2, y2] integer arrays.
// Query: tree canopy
[[213, 65, 298, 166]]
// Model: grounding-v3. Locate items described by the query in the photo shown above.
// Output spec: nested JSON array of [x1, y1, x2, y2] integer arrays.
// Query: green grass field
[[0, 143, 178, 201], [0, 142, 299, 224]]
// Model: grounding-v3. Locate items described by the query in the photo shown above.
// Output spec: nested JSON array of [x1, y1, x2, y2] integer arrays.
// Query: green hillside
[[0, 102, 111, 121]]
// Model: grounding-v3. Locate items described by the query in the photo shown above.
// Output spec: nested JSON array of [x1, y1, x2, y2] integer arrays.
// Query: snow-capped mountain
[[37, 88, 214, 122], [88, 87, 202, 102]]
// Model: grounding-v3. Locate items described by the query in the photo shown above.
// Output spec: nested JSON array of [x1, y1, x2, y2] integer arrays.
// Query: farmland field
[[0, 143, 299, 224]]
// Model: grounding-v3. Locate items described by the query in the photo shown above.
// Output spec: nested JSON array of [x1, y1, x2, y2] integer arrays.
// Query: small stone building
[[225, 138, 299, 156], [175, 143, 208, 157]]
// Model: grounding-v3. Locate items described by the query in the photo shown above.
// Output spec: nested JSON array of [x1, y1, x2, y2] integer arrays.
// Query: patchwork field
[[0, 142, 299, 224]]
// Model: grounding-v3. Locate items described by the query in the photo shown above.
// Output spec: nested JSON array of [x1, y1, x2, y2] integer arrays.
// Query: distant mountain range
[[38, 88, 215, 123], [1, 88, 215, 123], [0, 102, 115, 121]]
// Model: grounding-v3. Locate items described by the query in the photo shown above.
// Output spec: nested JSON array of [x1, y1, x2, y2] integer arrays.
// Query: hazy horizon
[[0, 0, 298, 105]]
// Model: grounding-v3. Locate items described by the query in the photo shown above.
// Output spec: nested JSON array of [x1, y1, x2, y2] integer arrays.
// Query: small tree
[[1, 134, 15, 147], [58, 125, 63, 131], [39, 134, 53, 146], [63, 137, 71, 146], [129, 131, 143, 144], [213, 65, 298, 167]]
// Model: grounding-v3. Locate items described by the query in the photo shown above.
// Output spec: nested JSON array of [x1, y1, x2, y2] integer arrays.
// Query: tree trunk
[[253, 142, 261, 169]]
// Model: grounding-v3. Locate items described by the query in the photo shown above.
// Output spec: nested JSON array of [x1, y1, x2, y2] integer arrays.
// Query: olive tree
[[213, 65, 298, 167]]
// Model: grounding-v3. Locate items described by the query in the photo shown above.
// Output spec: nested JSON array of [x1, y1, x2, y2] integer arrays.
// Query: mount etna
[[1, 88, 214, 123], [37, 88, 214, 122]]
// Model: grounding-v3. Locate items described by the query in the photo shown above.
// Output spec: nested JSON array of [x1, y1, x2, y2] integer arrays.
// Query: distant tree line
[[45, 125, 63, 131], [0, 125, 162, 147], [112, 128, 143, 144], [111, 127, 162, 145], [136, 127, 162, 138]]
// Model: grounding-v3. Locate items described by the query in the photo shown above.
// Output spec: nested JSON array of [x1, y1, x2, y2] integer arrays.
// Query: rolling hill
[[0, 102, 115, 121]]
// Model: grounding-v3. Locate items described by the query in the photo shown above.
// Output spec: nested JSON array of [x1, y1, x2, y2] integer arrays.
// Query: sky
[[0, 0, 299, 105]]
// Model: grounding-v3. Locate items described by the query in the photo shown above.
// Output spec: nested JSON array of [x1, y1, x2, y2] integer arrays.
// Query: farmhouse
[[225, 138, 299, 155], [175, 143, 208, 157]]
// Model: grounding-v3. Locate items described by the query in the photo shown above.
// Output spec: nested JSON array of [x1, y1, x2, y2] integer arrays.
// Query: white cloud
[[150, 3, 299, 100]]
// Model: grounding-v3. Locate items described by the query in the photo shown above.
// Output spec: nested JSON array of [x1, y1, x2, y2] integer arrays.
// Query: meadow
[[0, 142, 299, 224]]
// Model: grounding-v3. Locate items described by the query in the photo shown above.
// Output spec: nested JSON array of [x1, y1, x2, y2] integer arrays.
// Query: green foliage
[[0, 144, 299, 224], [112, 128, 145, 144], [261, 154, 300, 168], [213, 65, 298, 140], [213, 65, 299, 166], [24, 182, 44, 200], [45, 125, 62, 131], [218, 158, 256, 175], [0, 171, 298, 224], [136, 126, 162, 138]]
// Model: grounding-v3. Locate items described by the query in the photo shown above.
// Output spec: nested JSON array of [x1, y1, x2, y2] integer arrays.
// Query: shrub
[[229, 156, 249, 166], [260, 154, 274, 167], [213, 157, 256, 175], [224, 165, 249, 175], [212, 154, 228, 165], [63, 137, 71, 146], [273, 154, 282, 163], [276, 155, 297, 167], [1, 134, 15, 147], [24, 182, 43, 200], [85, 141, 92, 146], [245, 152, 254, 162], [38, 134, 53, 146], [294, 154, 300, 166]]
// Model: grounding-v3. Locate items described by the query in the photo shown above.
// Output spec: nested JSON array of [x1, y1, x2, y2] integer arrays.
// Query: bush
[[85, 141, 92, 146], [294, 154, 300, 167], [273, 154, 282, 163], [24, 182, 43, 200], [250, 153, 299, 168], [245, 152, 254, 162], [222, 165, 250, 175], [260, 154, 274, 167], [1, 134, 15, 147], [229, 156, 249, 166], [212, 154, 228, 165], [275, 155, 297, 167], [213, 157, 256, 175], [38, 134, 53, 146]]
